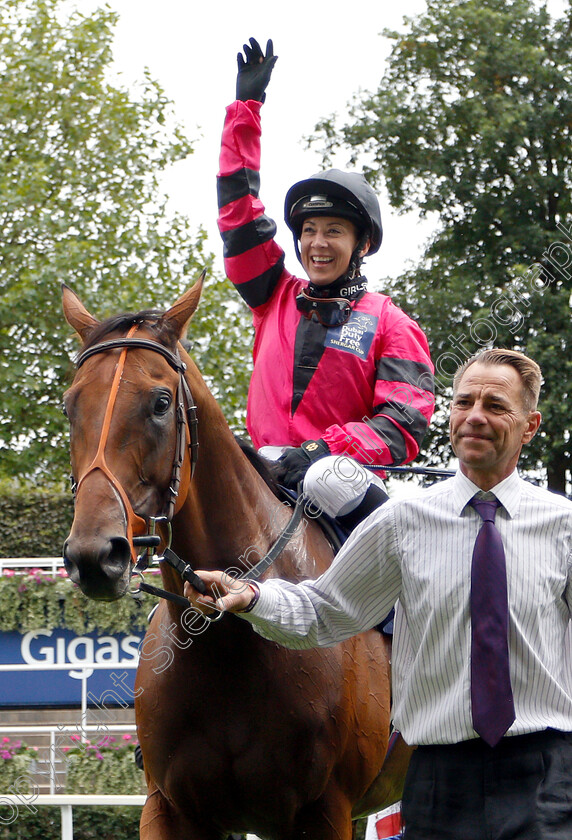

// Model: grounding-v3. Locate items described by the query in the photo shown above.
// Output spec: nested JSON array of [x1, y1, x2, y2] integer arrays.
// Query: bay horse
[[61, 278, 410, 840]]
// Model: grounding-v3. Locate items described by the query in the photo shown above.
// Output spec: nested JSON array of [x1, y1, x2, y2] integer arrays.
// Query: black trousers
[[402, 729, 572, 840]]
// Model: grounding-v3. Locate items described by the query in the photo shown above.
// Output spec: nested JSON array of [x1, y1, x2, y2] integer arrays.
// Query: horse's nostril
[[61, 535, 132, 600], [101, 537, 132, 580], [62, 542, 79, 581]]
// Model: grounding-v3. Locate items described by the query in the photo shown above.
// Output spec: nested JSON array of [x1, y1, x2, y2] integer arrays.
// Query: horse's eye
[[153, 394, 172, 415]]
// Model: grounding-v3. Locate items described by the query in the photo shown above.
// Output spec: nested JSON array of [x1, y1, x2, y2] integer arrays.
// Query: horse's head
[[61, 277, 203, 600]]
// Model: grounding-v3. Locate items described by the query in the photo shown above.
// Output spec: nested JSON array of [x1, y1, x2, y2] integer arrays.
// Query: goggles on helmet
[[295, 289, 354, 328], [290, 194, 365, 235]]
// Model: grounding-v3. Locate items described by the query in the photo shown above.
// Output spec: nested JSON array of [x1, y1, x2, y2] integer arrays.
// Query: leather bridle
[[72, 328, 199, 565]]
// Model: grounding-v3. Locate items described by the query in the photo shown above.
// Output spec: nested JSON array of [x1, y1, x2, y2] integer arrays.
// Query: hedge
[[0, 807, 141, 840], [0, 567, 158, 635], [0, 481, 157, 634], [0, 736, 144, 839], [0, 481, 73, 559]]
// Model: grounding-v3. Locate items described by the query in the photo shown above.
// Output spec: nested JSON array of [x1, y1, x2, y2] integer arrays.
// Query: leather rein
[[73, 329, 303, 614]]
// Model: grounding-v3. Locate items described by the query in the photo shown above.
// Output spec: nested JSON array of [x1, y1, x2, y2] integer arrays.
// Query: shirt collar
[[451, 469, 523, 519]]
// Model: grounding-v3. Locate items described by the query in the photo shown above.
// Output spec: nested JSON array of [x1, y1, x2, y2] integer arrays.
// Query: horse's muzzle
[[63, 535, 132, 601]]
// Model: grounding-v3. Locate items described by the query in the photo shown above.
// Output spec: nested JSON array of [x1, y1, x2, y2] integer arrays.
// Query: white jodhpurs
[[302, 455, 387, 519]]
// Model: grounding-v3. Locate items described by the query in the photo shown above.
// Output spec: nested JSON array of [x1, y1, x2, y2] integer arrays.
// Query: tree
[[312, 0, 572, 491], [0, 0, 252, 484]]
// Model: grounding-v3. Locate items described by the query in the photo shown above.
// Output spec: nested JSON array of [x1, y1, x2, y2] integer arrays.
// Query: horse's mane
[[81, 310, 175, 353], [235, 436, 281, 497]]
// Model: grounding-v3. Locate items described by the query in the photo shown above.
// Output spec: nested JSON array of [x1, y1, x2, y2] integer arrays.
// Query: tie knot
[[469, 496, 500, 523]]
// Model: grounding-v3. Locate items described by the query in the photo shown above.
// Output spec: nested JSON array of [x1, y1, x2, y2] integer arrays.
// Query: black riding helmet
[[284, 169, 383, 276]]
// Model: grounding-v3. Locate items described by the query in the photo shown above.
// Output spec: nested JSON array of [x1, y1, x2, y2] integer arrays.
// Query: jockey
[[217, 38, 435, 529]]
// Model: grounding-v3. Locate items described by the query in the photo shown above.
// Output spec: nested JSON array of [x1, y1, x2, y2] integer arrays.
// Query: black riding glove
[[236, 37, 277, 103], [274, 439, 330, 490]]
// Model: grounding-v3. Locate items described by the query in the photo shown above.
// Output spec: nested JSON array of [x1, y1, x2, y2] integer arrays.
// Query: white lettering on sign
[[20, 629, 141, 665]]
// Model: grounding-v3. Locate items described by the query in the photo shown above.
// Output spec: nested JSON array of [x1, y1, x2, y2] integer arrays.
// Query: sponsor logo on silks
[[339, 280, 368, 297], [324, 311, 378, 358], [364, 802, 403, 840]]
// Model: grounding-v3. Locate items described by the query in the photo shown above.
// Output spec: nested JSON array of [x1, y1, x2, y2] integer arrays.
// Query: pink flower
[[122, 734, 132, 741], [2, 737, 10, 744], [3, 569, 15, 577]]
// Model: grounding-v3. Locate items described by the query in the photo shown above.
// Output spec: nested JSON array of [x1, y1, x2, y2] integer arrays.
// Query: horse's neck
[[174, 367, 291, 573]]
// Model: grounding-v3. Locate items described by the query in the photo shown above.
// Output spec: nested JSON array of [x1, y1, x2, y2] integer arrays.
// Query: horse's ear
[[162, 269, 206, 339], [62, 284, 100, 342]]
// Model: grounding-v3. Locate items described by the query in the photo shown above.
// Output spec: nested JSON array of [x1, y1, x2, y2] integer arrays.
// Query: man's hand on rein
[[184, 570, 258, 615]]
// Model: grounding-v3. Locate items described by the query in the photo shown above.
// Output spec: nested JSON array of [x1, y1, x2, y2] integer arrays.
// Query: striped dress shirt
[[244, 469, 572, 745]]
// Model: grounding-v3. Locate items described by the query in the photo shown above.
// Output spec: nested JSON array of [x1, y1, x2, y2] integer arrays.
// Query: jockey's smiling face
[[299, 216, 369, 286]]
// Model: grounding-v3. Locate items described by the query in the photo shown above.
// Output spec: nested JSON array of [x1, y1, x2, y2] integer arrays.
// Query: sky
[[66, 0, 432, 284]]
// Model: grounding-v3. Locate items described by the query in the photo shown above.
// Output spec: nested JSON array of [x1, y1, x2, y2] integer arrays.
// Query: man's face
[[449, 363, 541, 489]]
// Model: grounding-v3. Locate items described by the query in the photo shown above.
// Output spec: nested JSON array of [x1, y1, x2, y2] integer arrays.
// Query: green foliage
[[0, 566, 156, 633], [64, 734, 143, 794], [190, 275, 253, 432], [0, 806, 141, 840], [0, 738, 35, 792], [0, 480, 73, 557], [0, 0, 252, 483], [311, 0, 572, 490]]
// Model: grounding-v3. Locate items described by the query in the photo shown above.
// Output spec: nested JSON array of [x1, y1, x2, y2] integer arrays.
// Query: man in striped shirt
[[186, 349, 572, 839], [218, 38, 434, 529]]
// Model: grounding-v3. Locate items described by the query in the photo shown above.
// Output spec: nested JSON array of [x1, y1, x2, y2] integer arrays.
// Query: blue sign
[[0, 628, 143, 707]]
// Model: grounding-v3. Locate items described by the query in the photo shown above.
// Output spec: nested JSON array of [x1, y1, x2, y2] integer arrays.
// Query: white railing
[[0, 794, 145, 840], [0, 557, 64, 574], [0, 661, 139, 738], [0, 723, 138, 794], [0, 795, 259, 840]]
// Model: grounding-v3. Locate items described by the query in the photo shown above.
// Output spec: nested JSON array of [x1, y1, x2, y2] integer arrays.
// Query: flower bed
[[0, 738, 37, 793], [63, 733, 144, 795], [0, 567, 161, 634], [0, 735, 144, 797]]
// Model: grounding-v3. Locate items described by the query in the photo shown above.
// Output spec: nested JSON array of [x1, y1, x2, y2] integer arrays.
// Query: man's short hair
[[453, 349, 542, 411]]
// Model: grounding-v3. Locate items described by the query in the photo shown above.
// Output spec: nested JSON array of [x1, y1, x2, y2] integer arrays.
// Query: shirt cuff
[[238, 581, 278, 623]]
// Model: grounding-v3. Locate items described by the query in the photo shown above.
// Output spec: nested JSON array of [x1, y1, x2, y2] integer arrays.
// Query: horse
[[61, 277, 411, 840]]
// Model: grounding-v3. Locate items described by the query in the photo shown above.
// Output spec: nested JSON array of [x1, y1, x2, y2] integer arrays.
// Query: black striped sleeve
[[369, 403, 430, 463], [376, 357, 435, 394], [221, 215, 278, 260], [217, 168, 260, 208], [234, 258, 286, 309]]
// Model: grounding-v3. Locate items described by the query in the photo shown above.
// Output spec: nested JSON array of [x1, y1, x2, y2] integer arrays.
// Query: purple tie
[[469, 497, 515, 747]]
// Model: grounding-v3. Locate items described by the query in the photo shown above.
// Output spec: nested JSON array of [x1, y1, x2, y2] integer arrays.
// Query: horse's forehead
[[71, 340, 180, 397]]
